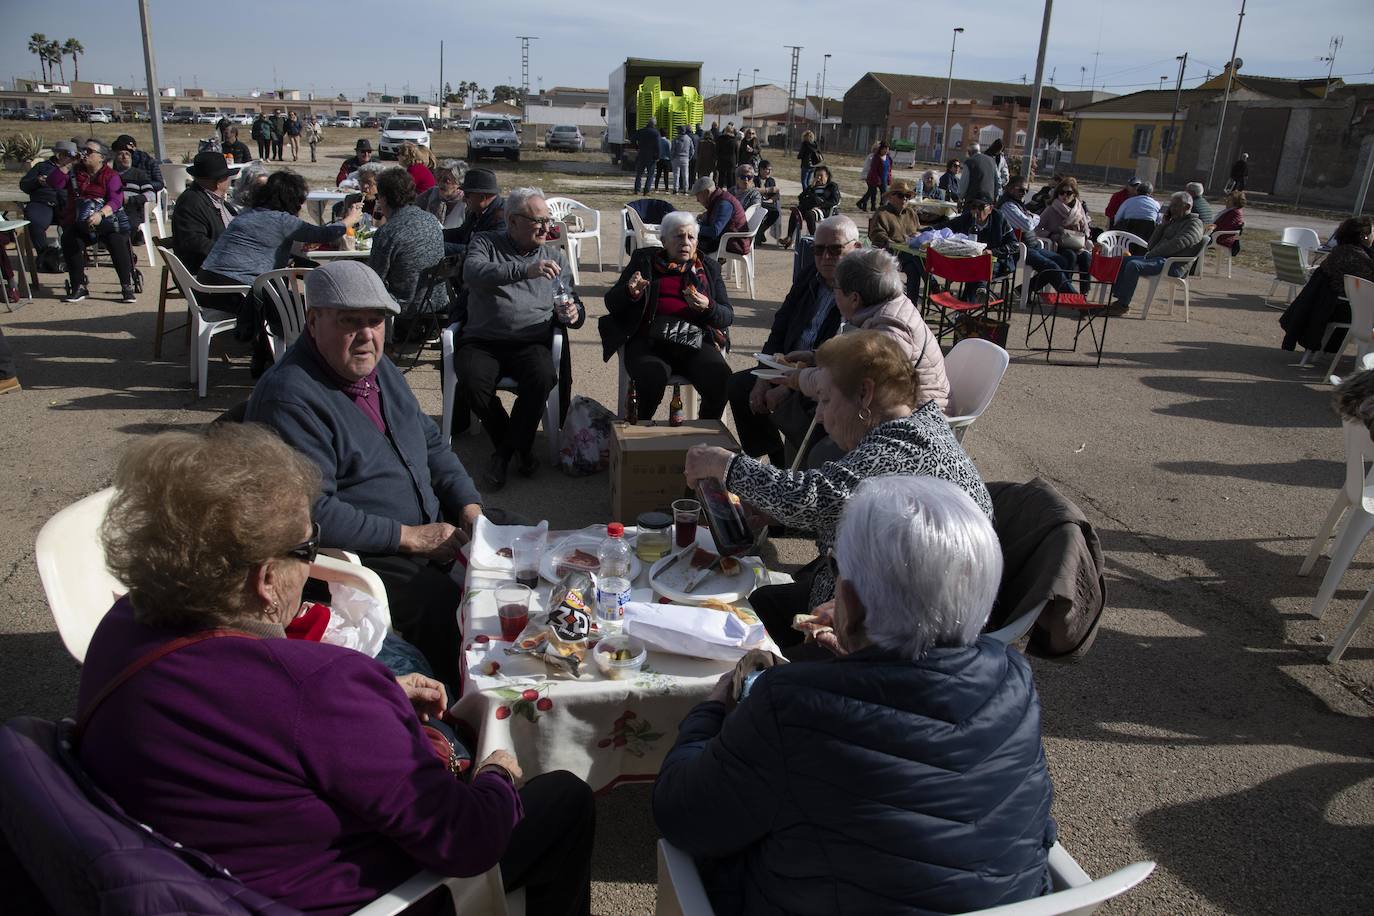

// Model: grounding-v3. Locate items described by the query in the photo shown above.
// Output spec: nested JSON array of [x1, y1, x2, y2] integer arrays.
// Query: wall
[[841, 75, 892, 153], [1073, 116, 1177, 172]]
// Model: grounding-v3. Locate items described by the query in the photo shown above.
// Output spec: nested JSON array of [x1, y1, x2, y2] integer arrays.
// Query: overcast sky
[[4, 0, 1372, 104]]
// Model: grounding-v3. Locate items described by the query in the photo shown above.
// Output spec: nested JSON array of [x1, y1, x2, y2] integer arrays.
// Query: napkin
[[623, 601, 765, 661], [469, 517, 548, 573]]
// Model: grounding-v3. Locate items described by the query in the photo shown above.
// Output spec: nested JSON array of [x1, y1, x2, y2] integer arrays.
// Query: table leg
[[13, 228, 32, 306]]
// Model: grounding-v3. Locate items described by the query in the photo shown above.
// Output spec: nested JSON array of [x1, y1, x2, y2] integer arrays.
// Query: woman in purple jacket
[[49, 138, 138, 303], [79, 424, 595, 916]]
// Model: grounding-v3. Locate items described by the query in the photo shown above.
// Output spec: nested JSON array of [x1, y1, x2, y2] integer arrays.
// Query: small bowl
[[593, 635, 646, 679]]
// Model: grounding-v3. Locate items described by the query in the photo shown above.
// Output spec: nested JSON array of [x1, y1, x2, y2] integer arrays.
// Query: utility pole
[[803, 80, 810, 137], [517, 36, 536, 143], [437, 40, 444, 123], [784, 45, 803, 151], [735, 69, 742, 119], [940, 27, 964, 163], [820, 53, 831, 146], [1165, 53, 1187, 182], [1021, 2, 1053, 180], [1206, 0, 1246, 191], [137, 0, 166, 162], [750, 68, 759, 127]]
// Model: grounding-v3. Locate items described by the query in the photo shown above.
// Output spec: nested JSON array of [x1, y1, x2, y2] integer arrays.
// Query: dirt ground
[[1, 127, 1372, 914]]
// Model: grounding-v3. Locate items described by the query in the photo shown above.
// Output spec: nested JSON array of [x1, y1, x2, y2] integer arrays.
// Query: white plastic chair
[[1281, 226, 1322, 259], [943, 338, 1010, 444], [156, 244, 245, 397], [546, 196, 602, 283], [1267, 241, 1315, 305], [34, 488, 392, 665], [1094, 230, 1148, 258], [1139, 248, 1203, 322], [1324, 275, 1374, 378], [139, 198, 161, 270], [350, 868, 523, 916], [621, 207, 662, 268], [1205, 231, 1239, 279], [154, 188, 169, 237], [440, 322, 565, 462], [655, 839, 1154, 916], [1300, 420, 1374, 623], [615, 348, 698, 422], [717, 204, 767, 300], [254, 267, 312, 360]]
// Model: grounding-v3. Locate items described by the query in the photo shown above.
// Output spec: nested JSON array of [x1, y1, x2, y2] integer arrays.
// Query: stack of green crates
[[635, 77, 661, 130]]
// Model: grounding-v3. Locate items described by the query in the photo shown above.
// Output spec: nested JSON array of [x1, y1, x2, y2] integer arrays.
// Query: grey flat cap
[[305, 260, 399, 315]]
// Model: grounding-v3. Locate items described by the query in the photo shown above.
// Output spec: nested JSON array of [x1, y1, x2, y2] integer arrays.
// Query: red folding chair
[[922, 248, 1011, 344], [1024, 251, 1122, 367]]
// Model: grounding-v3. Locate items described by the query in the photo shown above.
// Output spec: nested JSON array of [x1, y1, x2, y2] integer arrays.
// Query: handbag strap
[[74, 628, 259, 742]]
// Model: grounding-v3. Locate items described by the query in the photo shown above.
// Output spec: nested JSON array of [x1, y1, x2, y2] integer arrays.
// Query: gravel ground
[[1, 130, 1371, 914]]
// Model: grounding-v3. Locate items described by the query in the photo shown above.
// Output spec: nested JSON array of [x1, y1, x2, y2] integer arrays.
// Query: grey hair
[[921, 169, 936, 183], [835, 476, 1001, 659], [1185, 181, 1204, 197], [1335, 369, 1374, 435], [659, 210, 699, 239], [834, 248, 904, 305], [735, 163, 754, 181], [356, 161, 388, 178], [1136, 181, 1154, 196], [690, 176, 715, 195], [1170, 190, 1194, 211], [434, 159, 467, 183], [815, 213, 859, 244], [968, 142, 982, 154], [232, 160, 269, 206], [506, 186, 546, 216]]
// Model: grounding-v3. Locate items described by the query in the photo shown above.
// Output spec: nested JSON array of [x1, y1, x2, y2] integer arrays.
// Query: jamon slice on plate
[[689, 548, 740, 576], [555, 548, 600, 577]]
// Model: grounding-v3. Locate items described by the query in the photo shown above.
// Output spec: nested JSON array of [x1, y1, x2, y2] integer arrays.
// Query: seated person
[[111, 144, 156, 243], [782, 165, 840, 248], [83, 422, 595, 916], [171, 152, 239, 273], [110, 134, 164, 195], [1113, 181, 1162, 245], [398, 141, 436, 195], [247, 261, 479, 688], [867, 179, 923, 298], [231, 159, 269, 209], [19, 139, 77, 248], [693, 330, 991, 645], [753, 159, 781, 243], [336, 138, 374, 186], [446, 167, 505, 255], [1211, 190, 1246, 255], [221, 125, 252, 164], [1107, 190, 1206, 316], [1026, 172, 1062, 214], [457, 187, 585, 490], [729, 163, 761, 213], [49, 139, 137, 304], [601, 211, 733, 422], [334, 162, 382, 220], [918, 168, 944, 200], [368, 167, 447, 320], [998, 177, 1077, 295], [937, 158, 962, 196], [1185, 180, 1214, 225], [692, 176, 749, 257], [935, 194, 1018, 301], [653, 474, 1054, 916], [1034, 177, 1092, 295], [417, 160, 468, 232], [1313, 217, 1374, 300], [1104, 177, 1140, 226], [727, 215, 860, 467]]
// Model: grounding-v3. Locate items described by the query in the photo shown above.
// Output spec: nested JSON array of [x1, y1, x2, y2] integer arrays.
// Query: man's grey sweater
[[462, 230, 570, 342], [245, 335, 481, 555]]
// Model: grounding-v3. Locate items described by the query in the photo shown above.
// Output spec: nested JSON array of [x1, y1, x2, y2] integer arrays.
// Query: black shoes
[[516, 452, 539, 478], [1105, 302, 1129, 317], [62, 284, 89, 303], [486, 452, 510, 491], [120, 285, 137, 303]]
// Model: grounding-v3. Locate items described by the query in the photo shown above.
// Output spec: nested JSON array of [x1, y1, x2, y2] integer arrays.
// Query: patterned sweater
[[368, 204, 448, 314], [725, 401, 992, 609]]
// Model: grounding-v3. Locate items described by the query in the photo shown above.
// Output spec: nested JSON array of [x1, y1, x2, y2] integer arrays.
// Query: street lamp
[[1159, 76, 1168, 90], [940, 28, 964, 162], [820, 53, 831, 144]]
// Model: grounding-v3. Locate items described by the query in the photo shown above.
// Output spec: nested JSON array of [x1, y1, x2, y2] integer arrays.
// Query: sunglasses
[[1058, 190, 1075, 197], [895, 192, 915, 200], [283, 523, 320, 564], [814, 243, 854, 256]]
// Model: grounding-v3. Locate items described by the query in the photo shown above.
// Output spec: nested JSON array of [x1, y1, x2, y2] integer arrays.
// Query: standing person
[[655, 132, 672, 192], [1230, 152, 1249, 192], [285, 111, 302, 161], [695, 131, 716, 194], [222, 126, 252, 164], [252, 112, 272, 161], [797, 129, 821, 188], [857, 141, 892, 212], [671, 125, 694, 194], [715, 125, 739, 191], [19, 139, 77, 248], [689, 124, 703, 185], [959, 142, 997, 205], [754, 160, 781, 244], [304, 115, 324, 163], [634, 118, 662, 195], [49, 140, 138, 304], [987, 138, 1010, 199], [269, 109, 287, 161], [740, 127, 761, 170]]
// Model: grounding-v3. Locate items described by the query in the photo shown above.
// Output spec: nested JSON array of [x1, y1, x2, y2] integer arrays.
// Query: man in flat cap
[[247, 260, 485, 687]]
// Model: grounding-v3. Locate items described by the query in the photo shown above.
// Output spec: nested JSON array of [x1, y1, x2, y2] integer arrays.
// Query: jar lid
[[637, 511, 673, 529]]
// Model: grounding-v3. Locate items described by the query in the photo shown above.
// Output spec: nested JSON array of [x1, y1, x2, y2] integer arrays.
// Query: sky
[[3, 0, 1372, 105]]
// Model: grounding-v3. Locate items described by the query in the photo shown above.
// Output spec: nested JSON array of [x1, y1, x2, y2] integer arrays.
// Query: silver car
[[545, 124, 584, 152]]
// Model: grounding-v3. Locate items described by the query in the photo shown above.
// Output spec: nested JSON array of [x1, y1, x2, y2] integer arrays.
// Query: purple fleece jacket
[[77, 598, 522, 915]]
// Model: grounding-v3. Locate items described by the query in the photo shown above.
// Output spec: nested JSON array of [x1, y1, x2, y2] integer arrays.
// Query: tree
[[477, 87, 490, 105], [63, 38, 84, 83], [46, 40, 65, 84], [28, 33, 49, 82], [491, 84, 519, 105]]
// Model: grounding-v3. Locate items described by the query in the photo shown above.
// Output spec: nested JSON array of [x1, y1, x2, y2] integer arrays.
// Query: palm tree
[[64, 38, 84, 83], [28, 33, 49, 82], [46, 40, 65, 84]]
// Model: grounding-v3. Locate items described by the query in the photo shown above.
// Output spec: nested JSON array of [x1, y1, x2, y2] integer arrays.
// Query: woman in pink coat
[[1035, 176, 1093, 294]]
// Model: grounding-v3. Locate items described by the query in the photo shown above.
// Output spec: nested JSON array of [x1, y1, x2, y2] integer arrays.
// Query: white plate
[[751, 352, 797, 372], [648, 527, 755, 605], [540, 533, 643, 584], [751, 368, 788, 381]]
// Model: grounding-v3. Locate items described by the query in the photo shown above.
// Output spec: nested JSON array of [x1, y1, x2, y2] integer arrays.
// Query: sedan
[[545, 125, 584, 152]]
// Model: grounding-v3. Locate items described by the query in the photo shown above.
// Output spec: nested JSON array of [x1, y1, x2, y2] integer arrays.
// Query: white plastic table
[[0, 219, 34, 308], [308, 247, 371, 261], [305, 190, 348, 225]]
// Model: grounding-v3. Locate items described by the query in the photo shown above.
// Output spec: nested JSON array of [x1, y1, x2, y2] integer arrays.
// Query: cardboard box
[[610, 420, 740, 523]]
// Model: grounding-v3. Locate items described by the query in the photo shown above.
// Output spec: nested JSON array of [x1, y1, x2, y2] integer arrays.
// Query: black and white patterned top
[[725, 400, 993, 609]]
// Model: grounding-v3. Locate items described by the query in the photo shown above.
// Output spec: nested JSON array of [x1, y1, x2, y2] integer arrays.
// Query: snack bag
[[505, 571, 594, 677]]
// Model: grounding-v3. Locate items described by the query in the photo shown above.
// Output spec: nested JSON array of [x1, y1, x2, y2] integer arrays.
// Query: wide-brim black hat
[[459, 168, 500, 195], [188, 151, 232, 179]]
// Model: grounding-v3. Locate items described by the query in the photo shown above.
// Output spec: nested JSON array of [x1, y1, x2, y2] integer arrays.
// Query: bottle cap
[[607, 522, 625, 538]]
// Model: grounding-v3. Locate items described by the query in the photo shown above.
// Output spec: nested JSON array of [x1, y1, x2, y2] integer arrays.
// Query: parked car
[[378, 116, 430, 158], [195, 113, 219, 125], [169, 111, 197, 124], [457, 119, 471, 131], [544, 124, 584, 152], [336, 116, 360, 128], [468, 117, 520, 161], [86, 108, 113, 124]]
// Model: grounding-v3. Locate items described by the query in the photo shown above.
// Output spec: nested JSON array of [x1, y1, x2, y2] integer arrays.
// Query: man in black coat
[[444, 168, 506, 256], [935, 195, 1018, 301], [1230, 152, 1249, 191], [634, 118, 662, 194], [959, 142, 997, 205], [170, 152, 238, 274]]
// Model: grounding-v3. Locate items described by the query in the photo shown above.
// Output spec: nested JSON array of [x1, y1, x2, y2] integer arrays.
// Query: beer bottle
[[626, 381, 639, 425], [669, 385, 685, 427]]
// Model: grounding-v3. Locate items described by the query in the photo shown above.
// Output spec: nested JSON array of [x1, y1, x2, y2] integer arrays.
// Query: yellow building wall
[[1073, 117, 1175, 170]]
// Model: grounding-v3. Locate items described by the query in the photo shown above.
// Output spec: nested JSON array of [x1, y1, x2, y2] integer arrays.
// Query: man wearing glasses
[[458, 187, 585, 489], [728, 215, 861, 467]]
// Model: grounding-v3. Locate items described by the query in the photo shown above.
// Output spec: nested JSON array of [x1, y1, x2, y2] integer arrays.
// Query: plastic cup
[[495, 583, 531, 642], [512, 534, 544, 589], [673, 498, 701, 549]]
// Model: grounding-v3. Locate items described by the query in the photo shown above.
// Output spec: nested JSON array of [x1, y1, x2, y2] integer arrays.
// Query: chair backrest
[[253, 268, 311, 355], [625, 205, 651, 235], [742, 203, 767, 234], [927, 249, 994, 284], [959, 844, 1155, 915], [1270, 241, 1312, 285], [943, 338, 1010, 421], [1094, 231, 1141, 258], [1281, 226, 1321, 252], [1340, 420, 1374, 509], [545, 197, 574, 221], [1088, 252, 1123, 284], [1345, 274, 1374, 342]]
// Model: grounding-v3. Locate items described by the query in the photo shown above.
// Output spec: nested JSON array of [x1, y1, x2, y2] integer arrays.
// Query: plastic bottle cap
[[607, 522, 625, 538]]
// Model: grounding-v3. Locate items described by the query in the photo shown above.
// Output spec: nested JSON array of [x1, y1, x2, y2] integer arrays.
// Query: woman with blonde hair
[[397, 141, 436, 194]]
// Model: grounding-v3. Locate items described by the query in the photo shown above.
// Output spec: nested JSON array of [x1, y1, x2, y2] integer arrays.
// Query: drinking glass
[[495, 583, 532, 642], [673, 498, 701, 549], [512, 534, 544, 590]]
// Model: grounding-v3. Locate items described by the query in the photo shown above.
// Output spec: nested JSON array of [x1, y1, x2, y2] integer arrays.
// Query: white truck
[[606, 58, 702, 169]]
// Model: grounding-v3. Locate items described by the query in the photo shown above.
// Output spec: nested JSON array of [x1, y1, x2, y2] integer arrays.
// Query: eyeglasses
[[894, 192, 915, 200], [512, 213, 554, 230], [283, 523, 320, 564], [814, 243, 855, 256], [1058, 190, 1075, 197]]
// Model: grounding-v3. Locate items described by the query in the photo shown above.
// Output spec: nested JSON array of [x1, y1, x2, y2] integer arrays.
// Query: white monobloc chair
[[655, 839, 1154, 916], [1281, 226, 1322, 259], [1324, 275, 1374, 378], [1267, 241, 1315, 306], [1300, 420, 1374, 622], [254, 267, 312, 360], [943, 338, 1010, 444], [139, 198, 161, 270], [717, 204, 767, 300], [1139, 247, 1204, 322], [156, 244, 245, 397], [546, 196, 602, 283], [440, 322, 565, 462], [621, 207, 662, 268], [1094, 230, 1148, 258]]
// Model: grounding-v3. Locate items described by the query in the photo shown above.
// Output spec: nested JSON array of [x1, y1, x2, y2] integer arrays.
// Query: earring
[[857, 407, 872, 424]]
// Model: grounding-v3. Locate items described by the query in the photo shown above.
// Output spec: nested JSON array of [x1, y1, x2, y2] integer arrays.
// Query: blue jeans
[[1112, 256, 1169, 307], [634, 153, 656, 193], [1052, 249, 1093, 294], [1025, 247, 1075, 294], [800, 165, 814, 189]]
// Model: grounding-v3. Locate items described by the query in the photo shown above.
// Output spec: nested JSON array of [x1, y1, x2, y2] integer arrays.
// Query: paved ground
[[2, 153, 1372, 913]]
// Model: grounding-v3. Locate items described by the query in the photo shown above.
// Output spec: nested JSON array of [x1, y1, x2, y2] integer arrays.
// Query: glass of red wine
[[495, 582, 532, 642], [673, 498, 701, 549], [512, 534, 544, 589]]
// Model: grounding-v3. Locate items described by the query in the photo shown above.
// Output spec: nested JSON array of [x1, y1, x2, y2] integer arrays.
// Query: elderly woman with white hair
[[600, 210, 733, 420], [1106, 189, 1206, 316], [687, 330, 990, 644], [653, 474, 1056, 916], [416, 159, 468, 232]]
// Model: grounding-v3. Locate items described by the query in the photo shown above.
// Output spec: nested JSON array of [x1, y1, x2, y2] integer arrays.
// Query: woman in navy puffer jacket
[[654, 475, 1056, 915]]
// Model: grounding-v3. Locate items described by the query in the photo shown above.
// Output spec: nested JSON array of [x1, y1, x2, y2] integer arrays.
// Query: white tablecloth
[[452, 528, 784, 792]]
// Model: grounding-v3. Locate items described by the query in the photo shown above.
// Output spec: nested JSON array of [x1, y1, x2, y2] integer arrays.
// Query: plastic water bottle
[[595, 523, 633, 624]]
